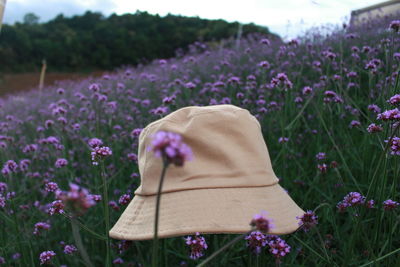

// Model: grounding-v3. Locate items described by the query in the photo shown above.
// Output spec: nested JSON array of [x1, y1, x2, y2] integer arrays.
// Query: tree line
[[0, 10, 278, 72]]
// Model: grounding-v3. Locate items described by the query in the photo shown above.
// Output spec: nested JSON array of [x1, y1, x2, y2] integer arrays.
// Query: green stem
[[101, 162, 111, 267], [359, 247, 400, 267], [71, 217, 95, 267], [152, 159, 170, 267]]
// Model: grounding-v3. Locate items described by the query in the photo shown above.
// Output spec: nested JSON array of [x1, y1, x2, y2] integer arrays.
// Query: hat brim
[[109, 183, 305, 241]]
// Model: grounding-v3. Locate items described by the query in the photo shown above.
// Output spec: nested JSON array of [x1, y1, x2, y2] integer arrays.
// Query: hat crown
[[135, 104, 279, 196]]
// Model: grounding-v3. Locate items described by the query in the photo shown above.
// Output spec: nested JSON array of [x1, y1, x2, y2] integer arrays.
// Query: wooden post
[[39, 59, 47, 96], [0, 0, 6, 33]]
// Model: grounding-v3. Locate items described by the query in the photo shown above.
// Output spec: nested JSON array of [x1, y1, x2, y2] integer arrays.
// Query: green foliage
[[0, 11, 278, 72]]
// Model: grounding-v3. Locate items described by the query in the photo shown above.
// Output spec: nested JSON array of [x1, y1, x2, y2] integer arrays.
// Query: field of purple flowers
[[0, 13, 399, 267]]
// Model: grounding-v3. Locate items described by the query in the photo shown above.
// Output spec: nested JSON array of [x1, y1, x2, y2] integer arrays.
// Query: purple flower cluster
[[385, 136, 400, 155], [244, 231, 268, 254], [55, 158, 68, 168], [296, 210, 318, 232], [39, 251, 56, 265], [383, 199, 399, 211], [118, 194, 131, 205], [55, 183, 96, 216], [250, 211, 274, 233], [33, 222, 51, 235], [91, 146, 113, 165], [367, 123, 383, 133], [184, 232, 208, 259], [337, 192, 366, 212], [148, 131, 193, 166]]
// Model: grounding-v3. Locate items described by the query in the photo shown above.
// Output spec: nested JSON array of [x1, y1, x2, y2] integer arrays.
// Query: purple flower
[[0, 195, 6, 208], [118, 194, 131, 205], [0, 182, 7, 193], [366, 199, 375, 209], [3, 160, 18, 174], [315, 152, 326, 161], [88, 138, 103, 148], [389, 20, 400, 32], [48, 200, 65, 216], [109, 201, 120, 211], [367, 123, 383, 133], [148, 131, 193, 166], [184, 232, 208, 259], [383, 199, 399, 211], [258, 61, 271, 69], [55, 183, 96, 216], [278, 137, 289, 144], [250, 211, 274, 233], [260, 38, 270, 45], [317, 163, 328, 173], [39, 251, 56, 265], [302, 86, 313, 95], [91, 146, 112, 165], [113, 257, 124, 264], [55, 158, 68, 168], [377, 109, 400, 121], [63, 244, 77, 255], [244, 231, 268, 254], [267, 236, 291, 260], [337, 192, 366, 212], [33, 222, 51, 235], [89, 194, 102, 202], [349, 120, 361, 128], [270, 73, 293, 90], [385, 136, 400, 155], [388, 94, 400, 106], [45, 182, 59, 193], [296, 210, 318, 232]]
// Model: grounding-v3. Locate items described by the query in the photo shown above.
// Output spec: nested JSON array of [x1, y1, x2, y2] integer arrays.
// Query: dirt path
[[0, 71, 107, 98]]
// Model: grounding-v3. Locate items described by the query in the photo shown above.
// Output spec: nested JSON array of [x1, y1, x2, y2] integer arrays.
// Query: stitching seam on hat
[[134, 181, 280, 196]]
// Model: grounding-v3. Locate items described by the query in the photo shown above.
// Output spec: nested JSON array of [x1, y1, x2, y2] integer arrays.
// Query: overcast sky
[[3, 0, 384, 39]]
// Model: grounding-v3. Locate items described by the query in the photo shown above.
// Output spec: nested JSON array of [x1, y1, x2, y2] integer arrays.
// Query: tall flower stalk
[[148, 131, 193, 267]]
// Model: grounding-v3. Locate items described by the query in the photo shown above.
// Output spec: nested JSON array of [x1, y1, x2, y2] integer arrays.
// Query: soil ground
[[0, 71, 107, 98]]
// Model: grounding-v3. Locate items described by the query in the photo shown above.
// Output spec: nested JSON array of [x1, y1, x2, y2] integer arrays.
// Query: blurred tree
[[23, 12, 40, 25], [0, 11, 279, 72]]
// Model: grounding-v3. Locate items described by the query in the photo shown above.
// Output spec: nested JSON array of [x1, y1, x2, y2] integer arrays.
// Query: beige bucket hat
[[109, 104, 304, 240]]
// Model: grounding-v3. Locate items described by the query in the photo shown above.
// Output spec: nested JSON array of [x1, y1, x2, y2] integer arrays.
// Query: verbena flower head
[[250, 211, 274, 233], [245, 231, 268, 254], [337, 192, 366, 212], [184, 232, 208, 259], [296, 210, 318, 232], [63, 244, 78, 255], [388, 94, 400, 106], [118, 194, 131, 205], [33, 222, 51, 235], [389, 20, 400, 32], [148, 131, 193, 166], [367, 123, 383, 133], [315, 152, 326, 161], [368, 104, 381, 113], [377, 108, 400, 121], [91, 146, 113, 165], [267, 236, 291, 260], [39, 251, 56, 265], [48, 200, 65, 215], [55, 183, 96, 216], [383, 199, 399, 211], [88, 138, 103, 148], [55, 158, 68, 168], [385, 136, 400, 156]]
